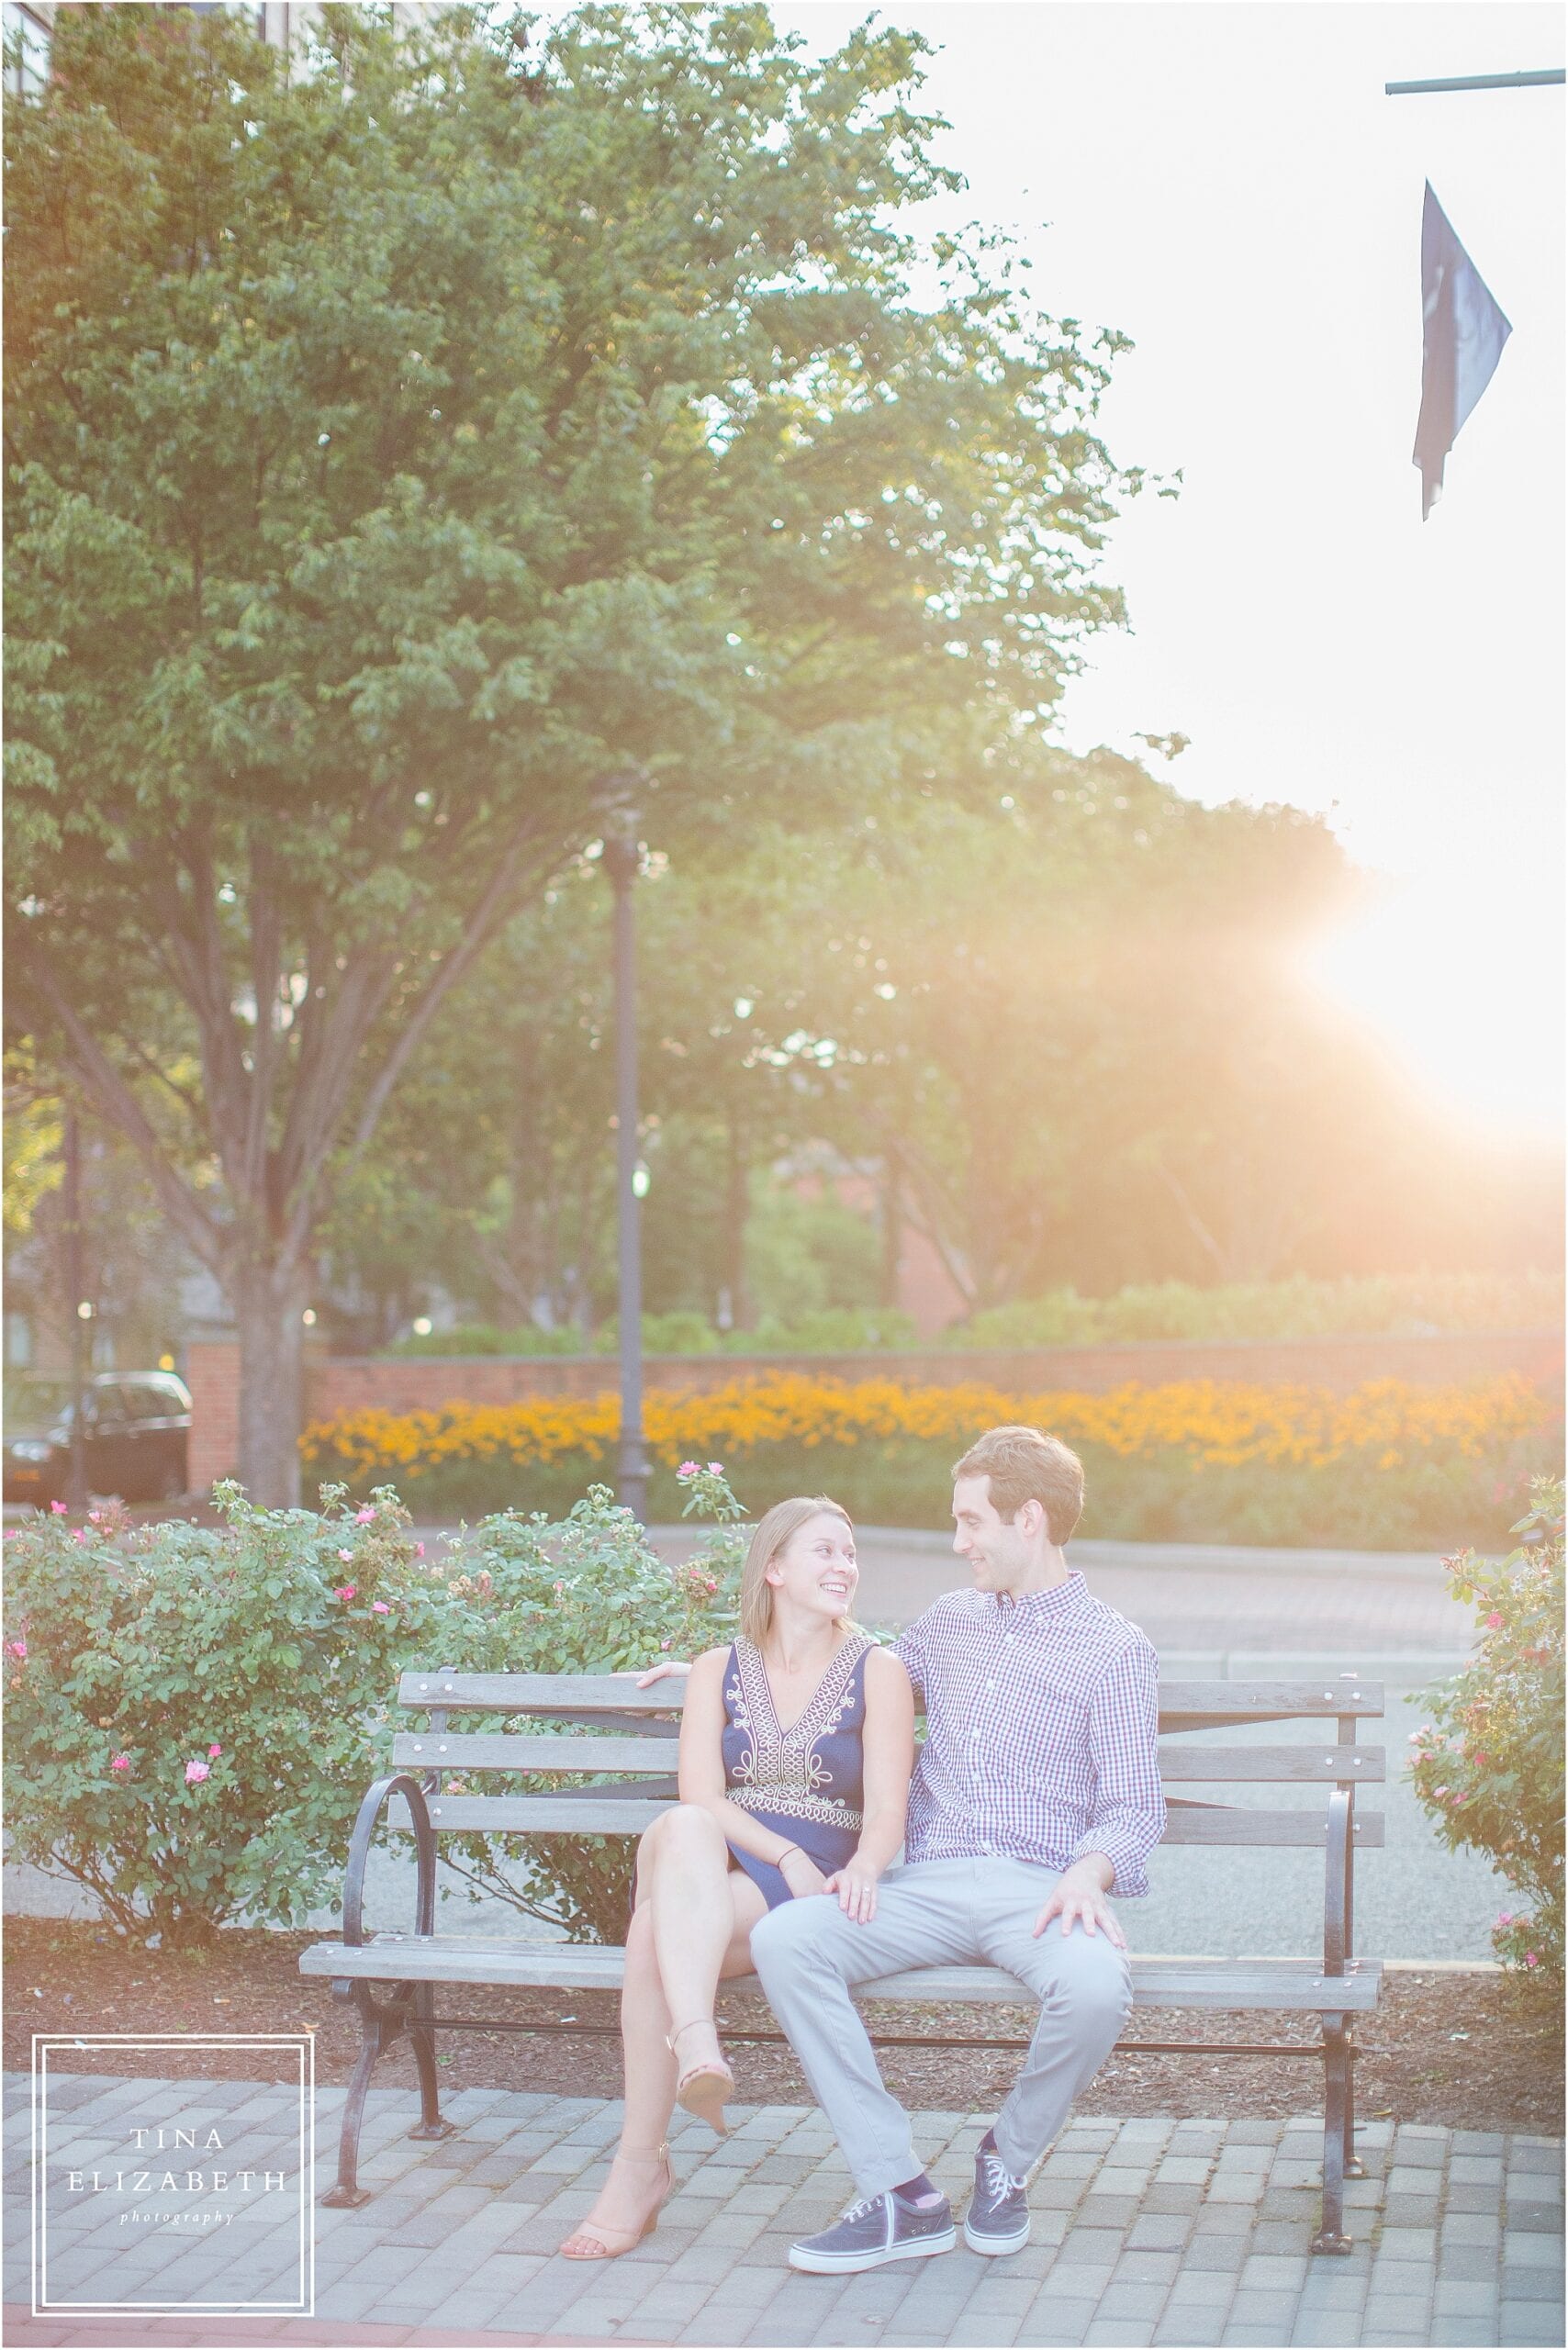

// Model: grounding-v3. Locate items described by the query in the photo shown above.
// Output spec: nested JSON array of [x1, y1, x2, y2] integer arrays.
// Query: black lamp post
[[598, 774, 650, 1525], [62, 1106, 90, 1514]]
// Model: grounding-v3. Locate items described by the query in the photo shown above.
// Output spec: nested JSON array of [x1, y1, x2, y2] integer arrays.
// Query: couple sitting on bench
[[560, 1420, 1165, 2276]]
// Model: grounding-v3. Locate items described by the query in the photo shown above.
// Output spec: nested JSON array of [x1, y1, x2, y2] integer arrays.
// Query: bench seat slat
[[297, 1938, 1381, 2011], [397, 1669, 1384, 1726], [385, 1794, 1383, 1846]]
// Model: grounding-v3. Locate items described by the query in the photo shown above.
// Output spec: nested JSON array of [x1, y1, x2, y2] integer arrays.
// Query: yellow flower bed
[[302, 1371, 1555, 1478]]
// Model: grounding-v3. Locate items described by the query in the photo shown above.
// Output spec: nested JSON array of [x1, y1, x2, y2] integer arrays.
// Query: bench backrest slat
[[392, 1732, 684, 1774], [386, 1791, 1384, 1848], [390, 1729, 1383, 1785], [397, 1668, 1385, 1726]]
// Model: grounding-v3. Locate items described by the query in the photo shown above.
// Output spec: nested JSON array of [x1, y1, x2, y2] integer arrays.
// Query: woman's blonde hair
[[738, 1495, 855, 1648]]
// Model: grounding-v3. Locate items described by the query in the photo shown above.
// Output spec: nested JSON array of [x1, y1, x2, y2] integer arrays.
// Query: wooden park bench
[[299, 1667, 1385, 2253]]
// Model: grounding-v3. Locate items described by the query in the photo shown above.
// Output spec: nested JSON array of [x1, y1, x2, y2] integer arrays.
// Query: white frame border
[[31, 2032, 316, 2317]]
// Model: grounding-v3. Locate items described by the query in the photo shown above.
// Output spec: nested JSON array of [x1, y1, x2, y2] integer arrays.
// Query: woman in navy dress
[[560, 1495, 914, 2261]]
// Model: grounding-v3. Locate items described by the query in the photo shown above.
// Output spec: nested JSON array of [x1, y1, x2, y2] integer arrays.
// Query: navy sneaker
[[789, 2189, 956, 2274], [964, 2143, 1031, 2255]]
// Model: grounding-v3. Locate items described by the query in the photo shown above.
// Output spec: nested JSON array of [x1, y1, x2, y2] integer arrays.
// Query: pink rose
[[415, 1542, 425, 1559], [677, 1462, 699, 1480], [1484, 1611, 1504, 1629], [207, 1743, 222, 1758], [333, 1583, 356, 1602], [1497, 1912, 1514, 1926], [338, 1548, 353, 1563], [372, 1601, 390, 1615], [1526, 1952, 1540, 1968], [110, 1754, 131, 1773], [50, 1501, 68, 1516], [185, 1758, 210, 1785], [73, 1528, 88, 1544], [6, 1639, 26, 1662], [355, 1507, 375, 1525], [707, 1462, 722, 1475]]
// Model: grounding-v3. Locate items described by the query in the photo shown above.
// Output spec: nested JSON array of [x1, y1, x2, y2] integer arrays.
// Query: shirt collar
[[992, 1571, 1088, 1620]]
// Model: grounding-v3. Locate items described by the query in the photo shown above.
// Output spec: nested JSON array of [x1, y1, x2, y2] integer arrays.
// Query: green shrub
[[736, 1306, 920, 1352], [953, 1270, 1564, 1348], [595, 1310, 722, 1356], [0, 1472, 746, 1949], [0, 1483, 464, 1946], [384, 1322, 584, 1357], [1408, 1482, 1564, 1990], [307, 1425, 1560, 1552], [431, 1471, 745, 1942]]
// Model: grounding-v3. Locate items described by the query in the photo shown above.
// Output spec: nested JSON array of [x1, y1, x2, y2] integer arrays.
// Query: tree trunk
[[234, 1254, 308, 1507], [723, 1106, 751, 1331], [880, 1147, 902, 1309]]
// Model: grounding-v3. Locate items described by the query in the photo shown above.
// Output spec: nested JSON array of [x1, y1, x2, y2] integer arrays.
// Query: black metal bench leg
[[322, 2007, 386, 2210], [1312, 2017, 1353, 2254], [408, 1986, 456, 2144], [1342, 2024, 1364, 2177]]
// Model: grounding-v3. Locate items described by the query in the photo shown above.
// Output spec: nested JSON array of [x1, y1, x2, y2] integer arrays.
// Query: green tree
[[6, 2, 1141, 1495]]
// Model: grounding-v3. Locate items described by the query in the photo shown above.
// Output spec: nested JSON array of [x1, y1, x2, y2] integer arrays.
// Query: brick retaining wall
[[185, 1327, 1563, 1487]]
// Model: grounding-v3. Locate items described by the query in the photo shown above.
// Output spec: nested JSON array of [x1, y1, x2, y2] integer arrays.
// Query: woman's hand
[[631, 1660, 692, 1687], [778, 1848, 829, 1899], [823, 1860, 881, 1924]]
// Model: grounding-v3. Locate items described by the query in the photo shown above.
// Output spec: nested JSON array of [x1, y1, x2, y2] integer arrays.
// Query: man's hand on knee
[[1032, 1857, 1126, 1949]]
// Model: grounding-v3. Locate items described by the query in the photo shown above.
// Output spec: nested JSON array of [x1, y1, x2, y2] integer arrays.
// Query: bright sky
[[766, 1, 1565, 1137]]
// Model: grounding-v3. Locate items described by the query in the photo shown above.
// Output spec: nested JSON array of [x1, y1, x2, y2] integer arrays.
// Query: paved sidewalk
[[6, 2074, 1562, 2348]]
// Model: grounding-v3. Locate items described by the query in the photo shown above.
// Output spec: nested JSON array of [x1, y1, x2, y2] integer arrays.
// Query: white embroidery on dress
[[723, 1634, 873, 1831]]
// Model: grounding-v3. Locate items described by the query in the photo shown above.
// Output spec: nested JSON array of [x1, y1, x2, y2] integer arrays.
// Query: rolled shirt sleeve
[[1070, 1635, 1166, 1897], [892, 1614, 928, 1700]]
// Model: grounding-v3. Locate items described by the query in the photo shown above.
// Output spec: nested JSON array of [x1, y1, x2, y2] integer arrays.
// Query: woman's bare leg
[[644, 1804, 740, 2063], [560, 1863, 767, 2253]]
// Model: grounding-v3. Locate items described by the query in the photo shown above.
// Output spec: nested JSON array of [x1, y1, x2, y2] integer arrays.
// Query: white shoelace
[[981, 2150, 1025, 2199], [838, 2195, 880, 2227]]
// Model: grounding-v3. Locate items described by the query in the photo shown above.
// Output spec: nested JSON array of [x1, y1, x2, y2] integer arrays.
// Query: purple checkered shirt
[[892, 1572, 1165, 1897]]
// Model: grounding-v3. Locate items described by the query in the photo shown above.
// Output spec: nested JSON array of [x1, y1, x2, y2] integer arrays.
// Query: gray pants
[[749, 1856, 1132, 2203]]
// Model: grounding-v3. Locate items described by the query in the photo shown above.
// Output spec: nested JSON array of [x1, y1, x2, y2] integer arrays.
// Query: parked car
[[4, 1371, 191, 1508]]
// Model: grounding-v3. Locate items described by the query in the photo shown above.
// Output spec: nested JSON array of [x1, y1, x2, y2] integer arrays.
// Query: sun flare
[[1299, 878, 1562, 1137]]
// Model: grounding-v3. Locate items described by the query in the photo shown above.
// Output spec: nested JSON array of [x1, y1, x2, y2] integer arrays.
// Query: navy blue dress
[[722, 1633, 875, 1909]]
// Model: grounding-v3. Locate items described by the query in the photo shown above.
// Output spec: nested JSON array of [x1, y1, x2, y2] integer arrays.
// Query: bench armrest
[[342, 1773, 436, 1949], [1323, 1785, 1355, 1977]]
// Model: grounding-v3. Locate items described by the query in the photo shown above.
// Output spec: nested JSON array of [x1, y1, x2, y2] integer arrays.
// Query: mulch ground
[[6, 1920, 1562, 2135]]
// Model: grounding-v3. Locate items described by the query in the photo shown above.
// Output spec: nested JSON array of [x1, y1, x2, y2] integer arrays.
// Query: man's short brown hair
[[952, 1424, 1086, 1546]]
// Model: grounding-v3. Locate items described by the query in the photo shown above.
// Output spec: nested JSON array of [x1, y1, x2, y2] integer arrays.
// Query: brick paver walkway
[[6, 2076, 1562, 2348]]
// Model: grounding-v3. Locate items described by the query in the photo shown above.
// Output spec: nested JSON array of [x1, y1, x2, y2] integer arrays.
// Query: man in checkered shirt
[[752, 1423, 1165, 2274]]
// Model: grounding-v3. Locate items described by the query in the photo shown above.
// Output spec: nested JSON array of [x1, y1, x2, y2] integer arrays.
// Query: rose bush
[[430, 1470, 745, 1942], [2, 1471, 746, 1948], [1408, 1480, 1564, 1990], [1, 1483, 462, 1946]]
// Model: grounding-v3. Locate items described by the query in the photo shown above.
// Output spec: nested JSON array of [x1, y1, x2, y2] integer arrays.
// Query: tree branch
[[12, 946, 227, 1274], [243, 834, 282, 1204], [285, 824, 556, 1257], [1150, 1154, 1227, 1279]]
